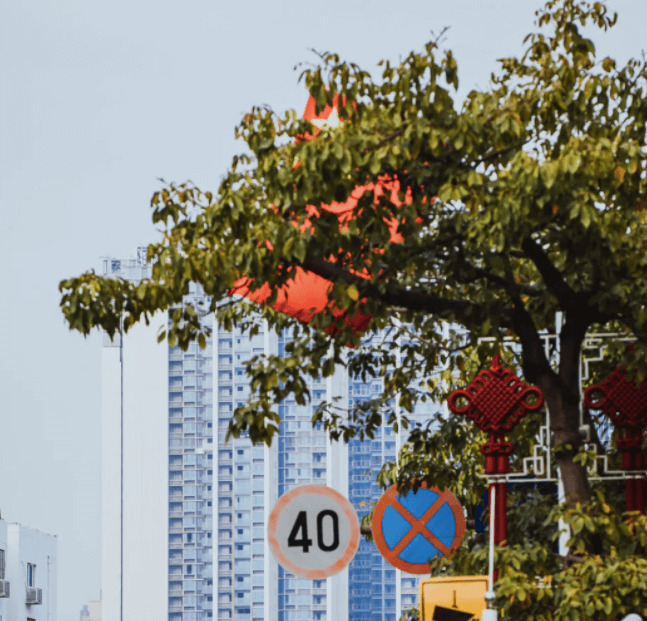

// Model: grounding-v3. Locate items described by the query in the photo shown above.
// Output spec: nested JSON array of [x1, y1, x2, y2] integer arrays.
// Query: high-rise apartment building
[[101, 249, 435, 621]]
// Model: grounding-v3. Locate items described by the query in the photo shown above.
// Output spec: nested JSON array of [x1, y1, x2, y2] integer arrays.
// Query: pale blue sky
[[1, 1, 645, 618]]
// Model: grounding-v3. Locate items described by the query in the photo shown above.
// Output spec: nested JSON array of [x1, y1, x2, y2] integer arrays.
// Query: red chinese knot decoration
[[448, 354, 544, 473], [448, 354, 545, 553], [584, 362, 647, 514]]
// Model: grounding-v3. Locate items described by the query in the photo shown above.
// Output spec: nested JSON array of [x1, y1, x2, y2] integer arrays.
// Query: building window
[[0, 550, 4, 579], [27, 563, 36, 587]]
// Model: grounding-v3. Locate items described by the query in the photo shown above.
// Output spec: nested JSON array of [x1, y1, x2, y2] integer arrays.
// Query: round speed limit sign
[[268, 484, 360, 579]]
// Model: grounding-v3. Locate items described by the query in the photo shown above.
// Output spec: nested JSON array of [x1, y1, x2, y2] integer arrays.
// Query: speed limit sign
[[268, 484, 360, 579]]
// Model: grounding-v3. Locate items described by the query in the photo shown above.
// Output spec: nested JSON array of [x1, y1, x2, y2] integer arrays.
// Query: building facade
[[80, 596, 102, 620], [0, 521, 58, 621], [101, 250, 434, 621]]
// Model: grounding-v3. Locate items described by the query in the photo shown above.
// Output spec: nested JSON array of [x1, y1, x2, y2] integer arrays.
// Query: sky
[[1, 1, 646, 618]]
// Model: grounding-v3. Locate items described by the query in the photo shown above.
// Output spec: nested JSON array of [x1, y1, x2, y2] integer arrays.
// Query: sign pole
[[483, 484, 498, 620]]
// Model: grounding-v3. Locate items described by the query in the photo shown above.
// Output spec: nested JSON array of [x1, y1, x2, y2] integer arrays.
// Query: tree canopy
[[61, 0, 646, 503], [60, 0, 647, 616]]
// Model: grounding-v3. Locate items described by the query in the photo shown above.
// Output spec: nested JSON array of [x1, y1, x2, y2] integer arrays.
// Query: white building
[[0, 521, 57, 621], [100, 250, 435, 621], [80, 597, 102, 620]]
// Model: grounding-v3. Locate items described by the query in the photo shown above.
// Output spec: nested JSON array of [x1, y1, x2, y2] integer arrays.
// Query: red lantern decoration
[[229, 95, 422, 340], [584, 363, 647, 514], [448, 355, 544, 560]]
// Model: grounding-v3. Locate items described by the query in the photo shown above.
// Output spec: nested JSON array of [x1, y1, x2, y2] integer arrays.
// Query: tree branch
[[456, 264, 542, 297], [521, 236, 576, 309], [470, 140, 529, 167], [501, 255, 556, 384], [302, 257, 472, 316], [619, 313, 647, 346], [367, 127, 406, 152]]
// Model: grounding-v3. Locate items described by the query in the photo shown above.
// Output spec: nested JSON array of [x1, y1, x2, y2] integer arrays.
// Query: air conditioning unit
[[26, 587, 42, 605], [0, 580, 9, 597]]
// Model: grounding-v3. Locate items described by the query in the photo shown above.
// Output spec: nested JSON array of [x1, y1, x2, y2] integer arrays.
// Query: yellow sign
[[420, 576, 488, 621]]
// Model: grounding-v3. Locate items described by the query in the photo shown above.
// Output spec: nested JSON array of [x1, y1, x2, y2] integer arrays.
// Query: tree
[[60, 0, 647, 616], [60, 0, 646, 519]]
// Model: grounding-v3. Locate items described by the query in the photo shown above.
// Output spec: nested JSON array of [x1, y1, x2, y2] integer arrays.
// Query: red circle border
[[267, 484, 360, 580], [371, 482, 466, 574]]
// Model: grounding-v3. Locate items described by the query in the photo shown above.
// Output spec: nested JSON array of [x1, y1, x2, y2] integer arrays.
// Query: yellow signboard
[[420, 576, 488, 621]]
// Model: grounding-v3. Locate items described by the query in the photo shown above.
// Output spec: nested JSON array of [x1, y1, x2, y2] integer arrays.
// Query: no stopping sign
[[268, 484, 360, 579]]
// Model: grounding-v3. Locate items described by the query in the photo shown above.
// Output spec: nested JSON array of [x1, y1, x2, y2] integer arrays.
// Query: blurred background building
[[79, 596, 101, 621], [0, 520, 57, 621], [101, 249, 437, 621]]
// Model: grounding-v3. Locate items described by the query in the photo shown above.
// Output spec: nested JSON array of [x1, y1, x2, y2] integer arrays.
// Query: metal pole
[[483, 484, 497, 620], [488, 484, 495, 590], [120, 325, 124, 621], [47, 555, 50, 621]]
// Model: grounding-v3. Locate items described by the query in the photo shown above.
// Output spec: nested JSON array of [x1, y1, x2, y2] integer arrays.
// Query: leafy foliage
[[60, 1, 647, 614], [60, 0, 647, 464], [421, 493, 647, 620], [497, 499, 647, 620]]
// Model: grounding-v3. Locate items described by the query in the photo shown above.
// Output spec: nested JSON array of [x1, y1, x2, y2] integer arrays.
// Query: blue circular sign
[[372, 483, 466, 574]]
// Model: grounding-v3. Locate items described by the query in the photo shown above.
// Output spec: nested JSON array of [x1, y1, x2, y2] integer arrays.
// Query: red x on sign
[[372, 483, 466, 574]]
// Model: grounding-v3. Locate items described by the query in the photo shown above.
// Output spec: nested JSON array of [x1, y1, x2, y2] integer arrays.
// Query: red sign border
[[372, 482, 466, 574], [267, 484, 360, 580]]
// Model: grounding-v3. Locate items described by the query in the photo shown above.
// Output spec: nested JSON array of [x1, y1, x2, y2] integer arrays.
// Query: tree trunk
[[546, 391, 591, 506], [555, 443, 592, 505]]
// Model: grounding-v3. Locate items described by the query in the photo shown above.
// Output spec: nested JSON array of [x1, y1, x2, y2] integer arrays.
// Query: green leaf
[[294, 238, 306, 263], [541, 161, 559, 189], [283, 237, 295, 258], [369, 154, 381, 175]]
